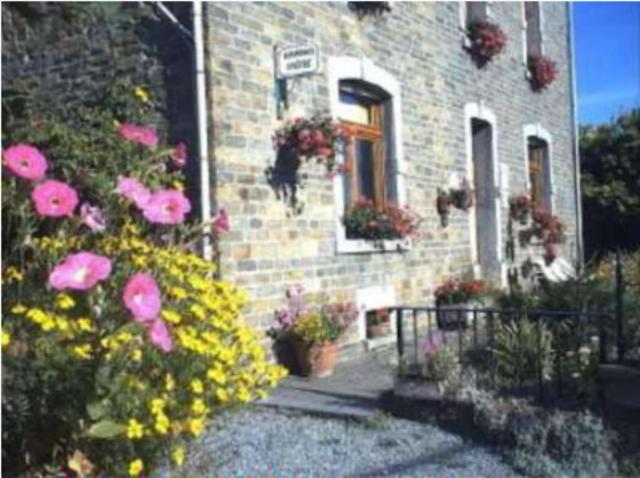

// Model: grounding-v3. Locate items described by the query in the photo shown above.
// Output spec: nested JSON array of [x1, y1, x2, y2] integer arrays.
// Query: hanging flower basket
[[273, 116, 350, 179], [466, 21, 507, 67], [342, 198, 422, 241], [436, 179, 474, 228], [528, 55, 558, 91], [509, 194, 533, 225]]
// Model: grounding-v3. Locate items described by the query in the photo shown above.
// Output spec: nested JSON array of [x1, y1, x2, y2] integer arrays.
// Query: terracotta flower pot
[[293, 340, 339, 378]]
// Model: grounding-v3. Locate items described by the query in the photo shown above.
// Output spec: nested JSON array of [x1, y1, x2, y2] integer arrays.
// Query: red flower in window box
[[467, 21, 507, 66], [343, 200, 422, 241], [528, 55, 558, 91], [435, 279, 486, 305]]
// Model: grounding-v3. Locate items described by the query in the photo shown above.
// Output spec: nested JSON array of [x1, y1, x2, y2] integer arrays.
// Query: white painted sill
[[336, 237, 412, 254]]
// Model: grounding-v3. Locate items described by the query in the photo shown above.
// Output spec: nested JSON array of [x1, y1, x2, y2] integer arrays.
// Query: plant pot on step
[[293, 339, 339, 378], [436, 304, 474, 330]]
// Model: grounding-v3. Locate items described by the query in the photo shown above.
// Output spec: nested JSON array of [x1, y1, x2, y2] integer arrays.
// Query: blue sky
[[573, 2, 640, 125]]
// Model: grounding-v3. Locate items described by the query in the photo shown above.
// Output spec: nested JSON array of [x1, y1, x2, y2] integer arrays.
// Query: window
[[524, 2, 543, 57], [466, 1, 489, 27], [338, 81, 392, 210], [528, 136, 550, 209], [328, 56, 406, 253]]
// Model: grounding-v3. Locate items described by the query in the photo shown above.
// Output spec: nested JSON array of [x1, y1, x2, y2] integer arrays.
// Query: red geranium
[[528, 55, 558, 91], [467, 21, 507, 66]]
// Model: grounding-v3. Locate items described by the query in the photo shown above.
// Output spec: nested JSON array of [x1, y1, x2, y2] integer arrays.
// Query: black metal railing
[[392, 306, 617, 402]]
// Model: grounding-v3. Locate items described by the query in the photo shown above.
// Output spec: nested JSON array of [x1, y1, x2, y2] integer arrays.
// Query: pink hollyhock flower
[[315, 147, 333, 158], [310, 130, 326, 146], [147, 319, 173, 353], [31, 180, 79, 217], [212, 207, 229, 233], [142, 190, 191, 225], [2, 144, 48, 181], [123, 272, 162, 321], [117, 123, 158, 148], [80, 203, 106, 231], [115, 177, 151, 209], [49, 252, 112, 291], [170, 143, 188, 168]]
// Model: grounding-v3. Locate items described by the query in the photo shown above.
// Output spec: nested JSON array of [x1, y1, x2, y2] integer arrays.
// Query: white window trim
[[459, 2, 492, 48], [464, 101, 506, 285], [328, 56, 409, 254], [523, 123, 555, 213]]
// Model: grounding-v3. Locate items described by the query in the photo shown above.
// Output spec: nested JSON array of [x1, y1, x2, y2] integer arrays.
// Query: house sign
[[276, 44, 319, 78]]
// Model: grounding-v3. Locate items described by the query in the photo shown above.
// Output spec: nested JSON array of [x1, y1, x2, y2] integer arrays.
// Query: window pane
[[467, 1, 487, 25], [525, 2, 542, 56], [339, 91, 371, 124], [356, 139, 375, 201]]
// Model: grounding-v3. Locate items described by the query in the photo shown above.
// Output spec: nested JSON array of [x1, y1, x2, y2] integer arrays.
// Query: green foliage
[[581, 108, 640, 254], [490, 319, 554, 388]]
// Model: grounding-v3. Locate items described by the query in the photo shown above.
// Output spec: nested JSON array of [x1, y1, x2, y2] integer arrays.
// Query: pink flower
[[147, 319, 173, 353], [117, 123, 158, 148], [142, 190, 191, 225], [115, 177, 151, 209], [31, 180, 79, 217], [423, 332, 443, 354], [49, 252, 112, 291], [212, 207, 229, 233], [123, 272, 162, 321], [315, 147, 333, 158], [2, 144, 48, 181], [80, 203, 106, 231], [170, 143, 187, 168]]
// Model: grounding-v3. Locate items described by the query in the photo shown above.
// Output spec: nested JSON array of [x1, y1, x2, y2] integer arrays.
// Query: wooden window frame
[[528, 137, 548, 209], [340, 103, 387, 211]]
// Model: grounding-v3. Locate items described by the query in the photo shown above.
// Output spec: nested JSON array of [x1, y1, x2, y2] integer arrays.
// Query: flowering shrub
[[342, 197, 422, 241], [421, 332, 461, 393], [271, 286, 357, 346], [273, 116, 350, 178], [435, 279, 486, 305], [1, 83, 285, 476], [467, 21, 507, 66], [528, 54, 558, 91]]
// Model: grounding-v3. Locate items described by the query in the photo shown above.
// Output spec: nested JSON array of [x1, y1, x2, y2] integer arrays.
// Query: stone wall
[[1, 2, 202, 210], [205, 1, 579, 349]]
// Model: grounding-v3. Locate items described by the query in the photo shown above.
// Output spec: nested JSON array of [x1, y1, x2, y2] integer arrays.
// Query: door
[[471, 118, 501, 283]]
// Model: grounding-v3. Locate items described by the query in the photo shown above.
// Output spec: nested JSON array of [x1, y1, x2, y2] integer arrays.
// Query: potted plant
[[528, 54, 558, 91], [434, 278, 486, 329], [342, 198, 422, 241], [448, 178, 474, 211], [291, 301, 358, 378], [466, 21, 507, 67], [366, 308, 391, 338]]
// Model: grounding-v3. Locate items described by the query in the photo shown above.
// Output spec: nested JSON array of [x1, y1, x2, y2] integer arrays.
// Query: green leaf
[[86, 401, 107, 421], [86, 419, 126, 439]]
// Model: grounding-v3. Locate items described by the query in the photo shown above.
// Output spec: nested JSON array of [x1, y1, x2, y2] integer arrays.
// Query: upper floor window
[[524, 1, 543, 57], [528, 136, 550, 210], [466, 1, 489, 27]]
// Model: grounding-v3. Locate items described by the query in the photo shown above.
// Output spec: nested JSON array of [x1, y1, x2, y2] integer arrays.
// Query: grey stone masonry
[[205, 2, 579, 346]]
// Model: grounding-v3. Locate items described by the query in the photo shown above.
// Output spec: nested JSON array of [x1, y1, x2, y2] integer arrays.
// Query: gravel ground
[[179, 408, 521, 478]]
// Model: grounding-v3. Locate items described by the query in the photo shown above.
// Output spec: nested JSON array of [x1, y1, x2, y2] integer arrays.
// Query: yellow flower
[[3, 266, 24, 284], [165, 374, 175, 391], [171, 446, 185, 466], [168, 287, 188, 300], [55, 293, 75, 310], [191, 379, 204, 394], [10, 303, 27, 314], [161, 310, 182, 324], [126, 419, 144, 440], [72, 344, 92, 360], [191, 398, 207, 415], [215, 388, 230, 403], [134, 86, 150, 103], [150, 398, 166, 415], [76, 318, 94, 332], [207, 367, 227, 385], [236, 387, 251, 403], [128, 459, 144, 477], [2, 331, 10, 348], [154, 413, 170, 434], [132, 349, 142, 362], [187, 417, 205, 436], [172, 180, 184, 191]]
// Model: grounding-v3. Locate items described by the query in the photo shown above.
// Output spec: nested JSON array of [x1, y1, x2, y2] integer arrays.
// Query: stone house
[[2, 2, 582, 357]]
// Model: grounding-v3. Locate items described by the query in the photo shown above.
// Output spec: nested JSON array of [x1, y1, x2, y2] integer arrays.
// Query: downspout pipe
[[567, 3, 584, 268], [193, 0, 214, 261]]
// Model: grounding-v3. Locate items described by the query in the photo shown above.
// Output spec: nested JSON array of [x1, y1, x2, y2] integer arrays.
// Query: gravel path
[[181, 408, 521, 478]]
